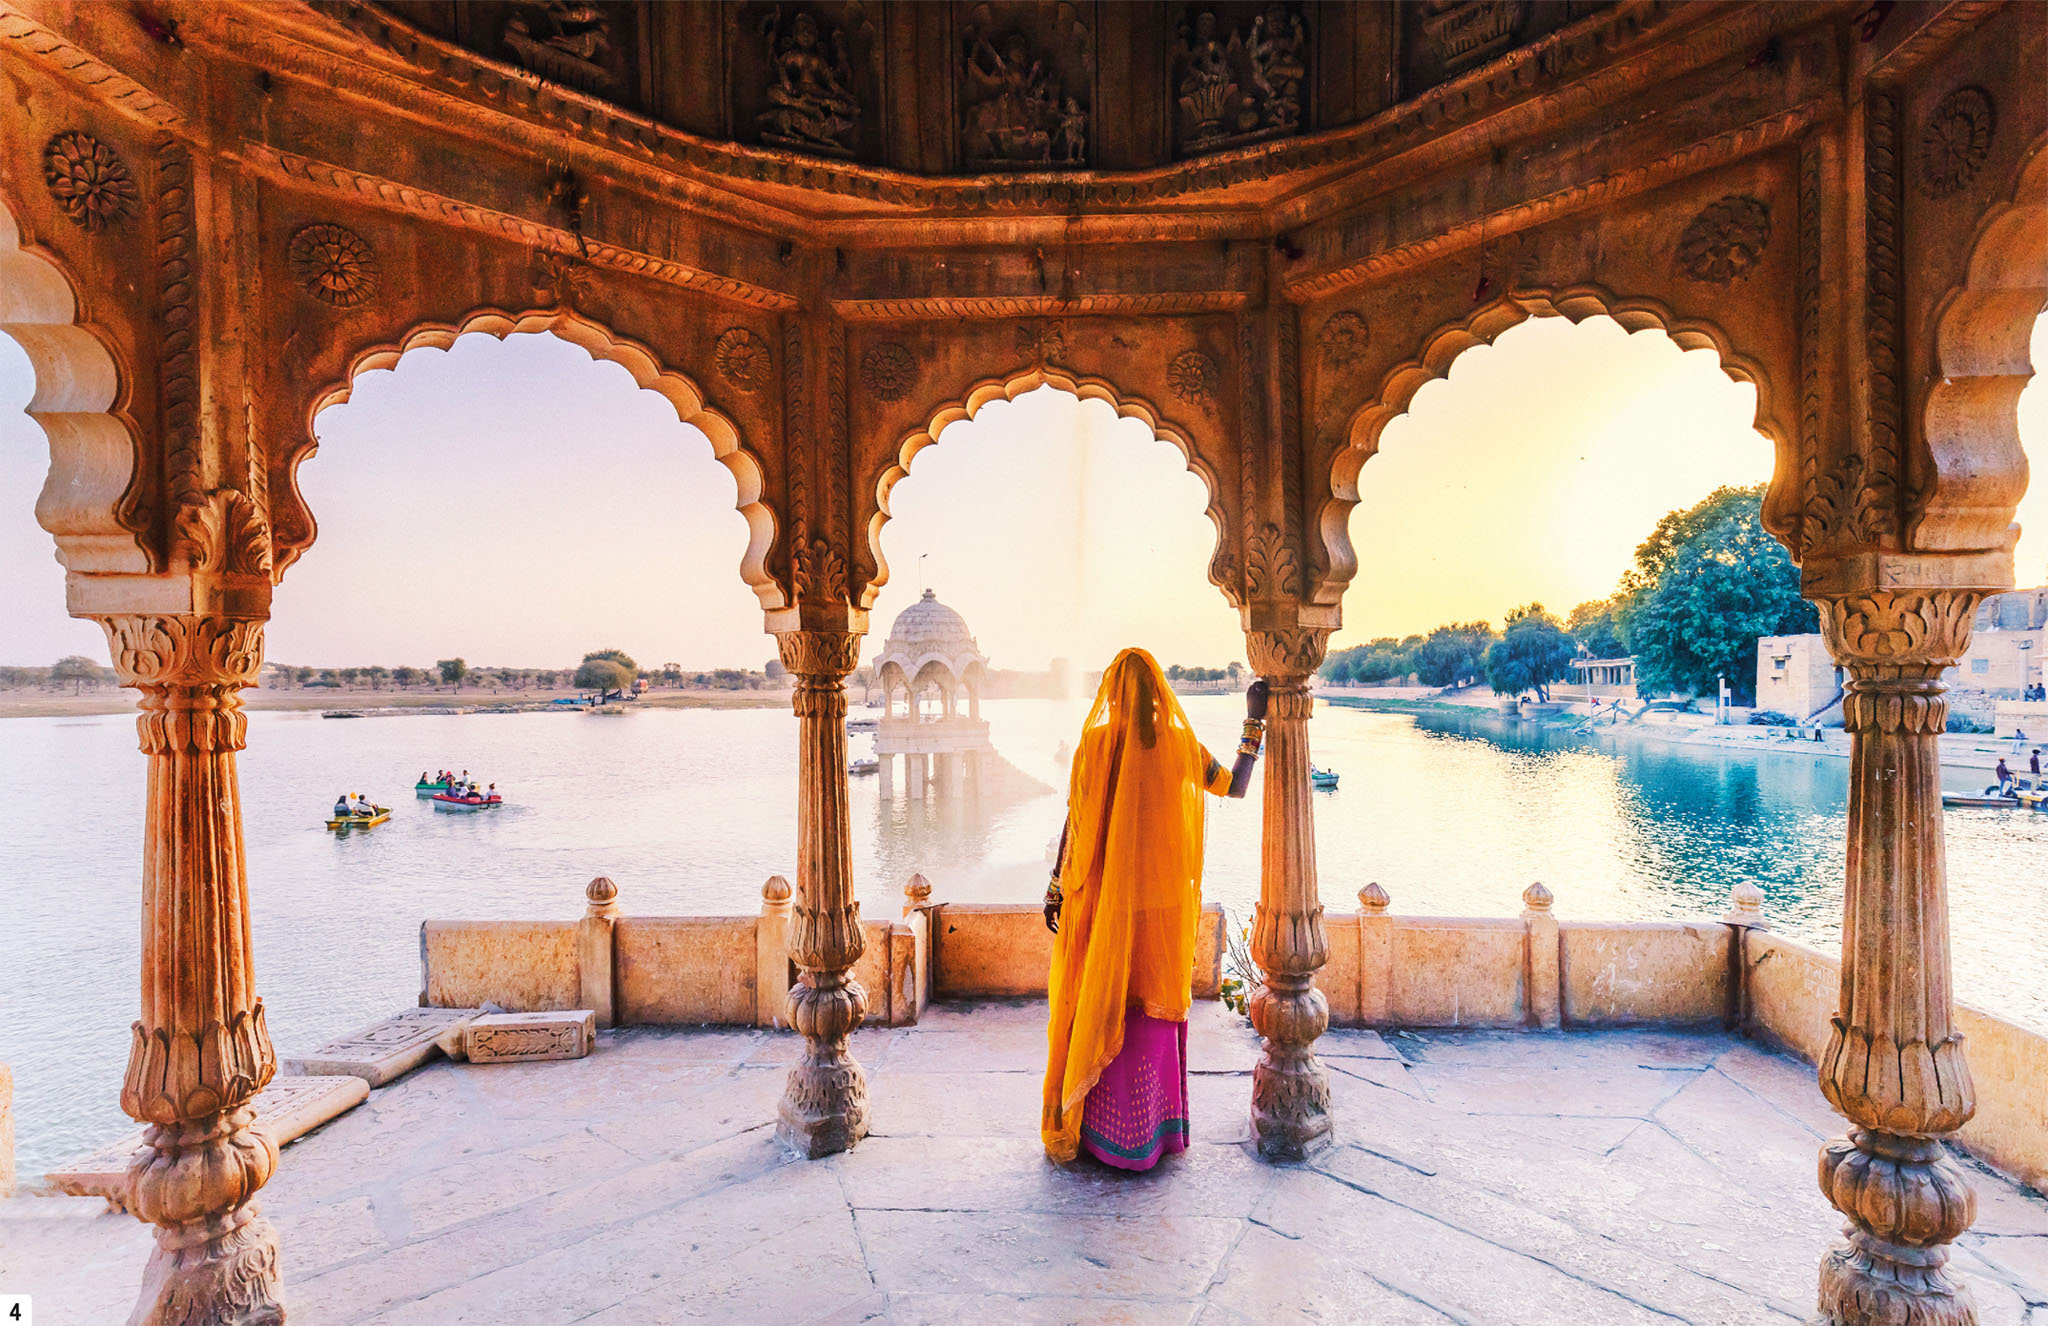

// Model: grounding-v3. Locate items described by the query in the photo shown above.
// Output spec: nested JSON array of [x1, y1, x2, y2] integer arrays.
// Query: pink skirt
[[1079, 1011, 1190, 1171]]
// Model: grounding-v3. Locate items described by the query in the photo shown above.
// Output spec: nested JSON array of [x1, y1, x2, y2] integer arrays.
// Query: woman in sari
[[1041, 648, 1267, 1169]]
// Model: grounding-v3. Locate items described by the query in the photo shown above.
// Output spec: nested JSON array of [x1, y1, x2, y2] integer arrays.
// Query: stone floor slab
[[4, 1013, 2043, 1325], [285, 1007, 482, 1087]]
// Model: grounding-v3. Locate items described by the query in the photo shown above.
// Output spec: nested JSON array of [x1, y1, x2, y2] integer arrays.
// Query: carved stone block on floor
[[464, 1010, 596, 1064], [45, 1074, 370, 1206], [284, 1006, 483, 1086]]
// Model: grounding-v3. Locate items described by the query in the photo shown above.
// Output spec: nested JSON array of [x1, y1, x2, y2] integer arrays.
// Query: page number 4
[[1, 1295, 28, 1323]]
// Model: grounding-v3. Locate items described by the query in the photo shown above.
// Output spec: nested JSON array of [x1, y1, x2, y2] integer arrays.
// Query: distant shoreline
[[0, 686, 793, 720]]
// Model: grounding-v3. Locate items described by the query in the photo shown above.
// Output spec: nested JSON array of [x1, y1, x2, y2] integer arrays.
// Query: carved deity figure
[[502, 0, 613, 92], [963, 30, 1068, 166], [1247, 5, 1306, 130], [1176, 11, 1240, 146], [758, 9, 860, 156]]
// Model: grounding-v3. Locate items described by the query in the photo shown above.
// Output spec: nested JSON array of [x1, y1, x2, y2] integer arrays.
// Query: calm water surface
[[4, 695, 2044, 1173]]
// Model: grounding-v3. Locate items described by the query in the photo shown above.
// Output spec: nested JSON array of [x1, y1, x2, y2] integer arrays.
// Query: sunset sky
[[2, 314, 2044, 671]]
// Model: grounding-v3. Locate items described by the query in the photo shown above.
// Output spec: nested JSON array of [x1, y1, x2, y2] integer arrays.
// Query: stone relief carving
[[174, 489, 274, 578], [1244, 521, 1302, 599], [1918, 86, 1994, 200], [960, 5, 1091, 169], [859, 341, 914, 401], [1318, 310, 1369, 369], [757, 8, 860, 158], [43, 130, 137, 233], [1172, 5, 1307, 157], [502, 1, 614, 95], [1014, 319, 1067, 364], [1674, 195, 1771, 284], [528, 249, 592, 308], [1419, 1, 1524, 79], [715, 327, 772, 392], [1167, 349, 1219, 406], [788, 517, 848, 602], [288, 222, 379, 307]]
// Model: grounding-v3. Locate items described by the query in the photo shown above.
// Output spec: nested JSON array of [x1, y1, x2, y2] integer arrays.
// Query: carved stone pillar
[[1813, 591, 1981, 1326], [98, 614, 283, 1326], [1244, 626, 1334, 1160], [774, 629, 870, 1158]]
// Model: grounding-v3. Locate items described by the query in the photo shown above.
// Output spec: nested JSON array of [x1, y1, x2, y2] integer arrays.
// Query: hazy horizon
[[3, 314, 2043, 672]]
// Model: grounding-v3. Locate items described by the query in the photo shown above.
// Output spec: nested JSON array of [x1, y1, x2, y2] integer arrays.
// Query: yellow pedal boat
[[326, 807, 390, 830]]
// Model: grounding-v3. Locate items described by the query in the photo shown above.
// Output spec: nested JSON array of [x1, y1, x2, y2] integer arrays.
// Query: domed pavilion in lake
[[872, 590, 992, 798]]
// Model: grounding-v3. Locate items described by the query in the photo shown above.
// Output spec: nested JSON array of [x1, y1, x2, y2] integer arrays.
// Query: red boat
[[431, 791, 504, 813]]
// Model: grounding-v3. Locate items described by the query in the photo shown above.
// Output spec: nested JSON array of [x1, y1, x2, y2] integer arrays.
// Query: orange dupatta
[[1042, 648, 1224, 1163]]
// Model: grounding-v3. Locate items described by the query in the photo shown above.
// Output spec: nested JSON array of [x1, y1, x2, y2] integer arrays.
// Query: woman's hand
[[1246, 678, 1270, 720], [1043, 894, 1061, 934]]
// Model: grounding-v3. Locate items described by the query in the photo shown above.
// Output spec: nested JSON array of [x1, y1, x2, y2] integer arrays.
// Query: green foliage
[[1414, 622, 1496, 689], [436, 657, 468, 688], [1320, 636, 1417, 685], [1566, 597, 1628, 658], [1219, 921, 1259, 1024], [1482, 604, 1577, 702], [1623, 485, 1815, 705], [49, 655, 108, 694]]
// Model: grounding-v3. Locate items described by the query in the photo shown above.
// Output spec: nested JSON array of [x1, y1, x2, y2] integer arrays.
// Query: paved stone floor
[[3, 1001, 2045, 1324]]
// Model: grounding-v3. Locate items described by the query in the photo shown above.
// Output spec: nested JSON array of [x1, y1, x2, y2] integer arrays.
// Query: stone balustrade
[[409, 873, 2048, 1194]]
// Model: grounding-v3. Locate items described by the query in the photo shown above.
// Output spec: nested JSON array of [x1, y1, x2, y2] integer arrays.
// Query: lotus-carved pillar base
[[776, 629, 870, 1158], [1245, 627, 1334, 1161], [1813, 592, 1982, 1326], [97, 614, 283, 1326]]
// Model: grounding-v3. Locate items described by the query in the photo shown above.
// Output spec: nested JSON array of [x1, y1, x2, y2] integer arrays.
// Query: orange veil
[[1042, 648, 1211, 1162]]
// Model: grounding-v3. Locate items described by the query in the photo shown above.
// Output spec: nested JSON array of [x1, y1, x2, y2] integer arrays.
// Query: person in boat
[[334, 793, 351, 819], [1995, 758, 2014, 796], [1040, 649, 1267, 1171], [2032, 749, 2041, 779], [485, 782, 499, 801]]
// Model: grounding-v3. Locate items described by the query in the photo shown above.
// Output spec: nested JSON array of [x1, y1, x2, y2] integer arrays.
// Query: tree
[[575, 648, 638, 696], [339, 667, 361, 688], [1623, 485, 1816, 705], [1413, 622, 1496, 689], [392, 666, 420, 689], [437, 658, 468, 690], [50, 655, 107, 694], [1483, 604, 1578, 702], [1566, 597, 1628, 658], [294, 666, 316, 686]]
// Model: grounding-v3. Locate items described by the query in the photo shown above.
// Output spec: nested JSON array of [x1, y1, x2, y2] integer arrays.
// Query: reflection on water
[[2, 695, 2043, 1173]]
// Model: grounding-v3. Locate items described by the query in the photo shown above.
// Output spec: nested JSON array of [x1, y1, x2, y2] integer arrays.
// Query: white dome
[[886, 590, 979, 655]]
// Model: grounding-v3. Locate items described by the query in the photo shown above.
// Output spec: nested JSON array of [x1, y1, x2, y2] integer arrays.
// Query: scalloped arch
[[290, 306, 786, 613], [1916, 135, 2048, 556], [1317, 285, 1794, 605], [0, 189, 150, 584], [867, 363, 1234, 611]]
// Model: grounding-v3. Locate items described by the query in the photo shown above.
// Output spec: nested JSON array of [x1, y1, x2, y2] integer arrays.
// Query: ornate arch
[[0, 190, 150, 583], [1317, 284, 1793, 604], [287, 306, 786, 612], [864, 363, 1234, 612], [1915, 135, 2048, 556]]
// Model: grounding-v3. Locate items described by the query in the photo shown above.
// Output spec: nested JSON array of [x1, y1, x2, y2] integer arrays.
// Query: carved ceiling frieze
[[1917, 86, 1994, 200], [746, 4, 874, 161], [1673, 194, 1771, 285], [1014, 320, 1067, 365], [287, 222, 380, 307], [1171, 4, 1308, 159], [43, 131, 138, 234], [959, 2, 1093, 170]]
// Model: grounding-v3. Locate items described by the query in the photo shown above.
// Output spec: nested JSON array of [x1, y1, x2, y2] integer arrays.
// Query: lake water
[[4, 694, 2045, 1176]]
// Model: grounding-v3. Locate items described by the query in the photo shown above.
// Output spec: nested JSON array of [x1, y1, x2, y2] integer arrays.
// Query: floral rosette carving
[[859, 342, 915, 402], [1318, 311, 1369, 369], [715, 328, 772, 392], [43, 130, 138, 233], [1918, 87, 1994, 199], [1674, 195, 1771, 284], [288, 222, 380, 307], [1167, 349, 1219, 406]]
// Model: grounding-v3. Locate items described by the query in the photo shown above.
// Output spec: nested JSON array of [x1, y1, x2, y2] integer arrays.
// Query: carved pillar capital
[[1809, 586, 1980, 1324], [1244, 626, 1331, 682], [777, 627, 863, 682], [98, 615, 266, 755]]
